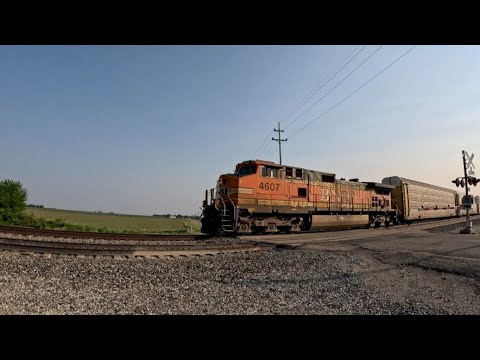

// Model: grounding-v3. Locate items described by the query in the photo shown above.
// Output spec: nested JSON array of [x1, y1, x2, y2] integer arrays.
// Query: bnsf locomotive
[[201, 159, 480, 235], [201, 159, 397, 235]]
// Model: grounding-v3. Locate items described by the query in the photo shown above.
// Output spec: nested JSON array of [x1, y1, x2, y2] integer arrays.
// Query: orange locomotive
[[201, 159, 397, 235]]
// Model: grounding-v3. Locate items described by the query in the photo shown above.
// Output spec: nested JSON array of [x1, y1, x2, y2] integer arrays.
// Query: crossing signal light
[[452, 177, 480, 187], [468, 176, 480, 186]]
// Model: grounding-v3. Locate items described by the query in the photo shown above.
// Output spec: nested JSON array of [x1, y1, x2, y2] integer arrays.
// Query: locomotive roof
[[250, 160, 336, 180]]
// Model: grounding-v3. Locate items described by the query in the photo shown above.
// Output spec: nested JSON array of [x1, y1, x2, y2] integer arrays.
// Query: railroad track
[[0, 216, 477, 257], [0, 236, 273, 258], [0, 225, 209, 241], [0, 225, 278, 258], [241, 215, 480, 246]]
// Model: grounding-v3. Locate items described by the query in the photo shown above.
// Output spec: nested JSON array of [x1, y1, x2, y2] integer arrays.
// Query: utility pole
[[272, 122, 287, 165]]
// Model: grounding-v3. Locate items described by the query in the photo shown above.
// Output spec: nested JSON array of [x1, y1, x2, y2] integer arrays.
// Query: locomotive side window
[[372, 197, 378, 207], [286, 167, 303, 179], [298, 188, 307, 197], [261, 166, 279, 178]]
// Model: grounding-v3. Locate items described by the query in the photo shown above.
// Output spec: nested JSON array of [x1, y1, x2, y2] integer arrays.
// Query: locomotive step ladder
[[220, 207, 235, 233]]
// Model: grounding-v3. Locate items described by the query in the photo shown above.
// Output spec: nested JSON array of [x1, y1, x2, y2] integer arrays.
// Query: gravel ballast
[[1, 245, 480, 314]]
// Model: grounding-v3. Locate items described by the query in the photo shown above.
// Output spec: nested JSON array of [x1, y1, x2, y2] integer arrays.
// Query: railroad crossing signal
[[466, 152, 475, 175], [452, 176, 480, 187], [462, 195, 474, 205], [468, 176, 480, 186], [452, 152, 478, 188], [457, 150, 476, 234]]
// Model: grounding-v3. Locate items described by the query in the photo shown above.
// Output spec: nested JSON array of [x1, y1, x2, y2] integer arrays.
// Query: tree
[[0, 179, 28, 213]]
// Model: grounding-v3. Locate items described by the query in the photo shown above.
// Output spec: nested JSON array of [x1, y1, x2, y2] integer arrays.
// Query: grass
[[25, 207, 202, 234]]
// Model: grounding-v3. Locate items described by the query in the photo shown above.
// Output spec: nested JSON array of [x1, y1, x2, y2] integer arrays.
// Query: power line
[[278, 45, 365, 125], [288, 45, 417, 140], [252, 45, 366, 159], [283, 45, 383, 131], [250, 130, 275, 159]]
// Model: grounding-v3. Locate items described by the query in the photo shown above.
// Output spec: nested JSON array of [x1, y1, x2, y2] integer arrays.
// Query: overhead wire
[[278, 45, 365, 125], [250, 130, 275, 159], [283, 45, 384, 131], [288, 45, 417, 140], [251, 45, 366, 159]]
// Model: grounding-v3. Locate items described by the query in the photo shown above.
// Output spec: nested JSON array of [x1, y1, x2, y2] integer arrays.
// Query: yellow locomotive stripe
[[228, 188, 254, 195]]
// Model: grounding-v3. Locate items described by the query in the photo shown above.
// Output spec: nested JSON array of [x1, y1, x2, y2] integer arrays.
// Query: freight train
[[200, 159, 480, 235]]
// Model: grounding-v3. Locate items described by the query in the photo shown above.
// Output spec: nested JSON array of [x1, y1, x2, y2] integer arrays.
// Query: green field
[[25, 207, 201, 234]]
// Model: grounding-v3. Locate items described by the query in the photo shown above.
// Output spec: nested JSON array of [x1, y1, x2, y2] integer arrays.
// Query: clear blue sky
[[2, 45, 479, 215]]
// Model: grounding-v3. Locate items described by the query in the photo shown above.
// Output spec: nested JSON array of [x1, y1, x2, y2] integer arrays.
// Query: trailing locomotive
[[201, 160, 397, 235]]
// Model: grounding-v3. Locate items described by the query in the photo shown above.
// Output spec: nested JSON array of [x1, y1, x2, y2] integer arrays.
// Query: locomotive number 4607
[[259, 182, 279, 191]]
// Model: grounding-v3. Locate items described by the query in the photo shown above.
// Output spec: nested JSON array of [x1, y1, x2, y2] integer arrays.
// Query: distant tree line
[[0, 179, 202, 232], [153, 214, 200, 219]]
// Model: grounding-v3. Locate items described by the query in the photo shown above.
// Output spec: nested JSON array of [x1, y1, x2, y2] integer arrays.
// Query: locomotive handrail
[[227, 191, 238, 232], [227, 192, 237, 217], [217, 190, 227, 210], [217, 189, 238, 231]]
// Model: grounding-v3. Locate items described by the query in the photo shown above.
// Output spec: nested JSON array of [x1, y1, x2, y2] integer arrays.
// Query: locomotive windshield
[[234, 165, 257, 176]]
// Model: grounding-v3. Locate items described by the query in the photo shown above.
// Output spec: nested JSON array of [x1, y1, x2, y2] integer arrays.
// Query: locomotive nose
[[219, 175, 239, 189], [219, 176, 228, 185]]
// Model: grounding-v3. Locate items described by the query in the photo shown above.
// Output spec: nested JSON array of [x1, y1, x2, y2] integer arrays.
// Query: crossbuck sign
[[466, 152, 475, 176]]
